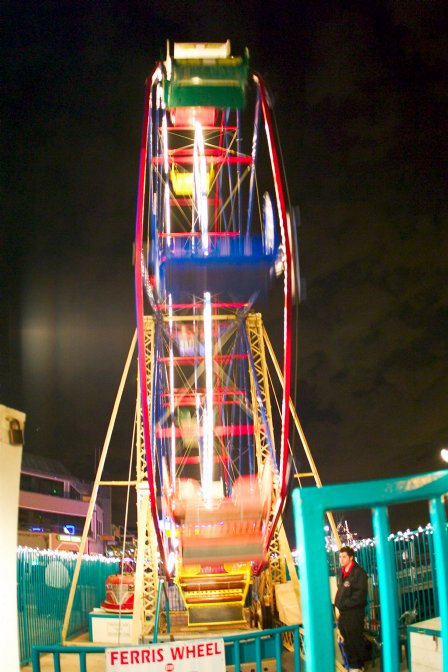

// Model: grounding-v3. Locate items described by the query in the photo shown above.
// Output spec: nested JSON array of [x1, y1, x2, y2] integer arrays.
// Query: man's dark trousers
[[338, 607, 366, 668]]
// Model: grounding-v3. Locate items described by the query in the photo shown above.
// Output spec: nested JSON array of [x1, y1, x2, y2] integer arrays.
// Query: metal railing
[[327, 522, 443, 632], [31, 624, 301, 672], [31, 644, 105, 672], [20, 471, 448, 670], [224, 624, 300, 671], [292, 469, 448, 672]]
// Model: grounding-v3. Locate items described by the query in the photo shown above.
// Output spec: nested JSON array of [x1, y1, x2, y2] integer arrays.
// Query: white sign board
[[106, 638, 226, 672], [90, 612, 133, 644]]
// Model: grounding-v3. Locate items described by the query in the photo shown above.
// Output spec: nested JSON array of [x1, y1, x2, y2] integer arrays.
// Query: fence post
[[372, 506, 400, 672], [18, 549, 30, 662], [429, 497, 448, 672], [292, 489, 334, 672], [31, 646, 41, 672]]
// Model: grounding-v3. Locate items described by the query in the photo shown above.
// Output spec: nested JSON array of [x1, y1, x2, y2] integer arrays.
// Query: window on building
[[18, 508, 86, 535], [20, 474, 64, 497], [69, 485, 81, 501]]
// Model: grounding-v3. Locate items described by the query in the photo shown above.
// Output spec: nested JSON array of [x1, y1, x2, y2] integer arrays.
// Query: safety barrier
[[31, 624, 301, 671], [20, 472, 448, 669], [292, 469, 448, 672], [18, 548, 119, 665], [31, 644, 105, 672], [223, 625, 300, 671]]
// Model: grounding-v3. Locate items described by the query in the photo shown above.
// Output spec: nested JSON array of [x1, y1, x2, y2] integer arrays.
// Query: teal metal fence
[[19, 472, 448, 670], [327, 522, 442, 634], [223, 624, 300, 671], [292, 469, 448, 672], [31, 644, 105, 672], [31, 624, 301, 672], [18, 548, 119, 665]]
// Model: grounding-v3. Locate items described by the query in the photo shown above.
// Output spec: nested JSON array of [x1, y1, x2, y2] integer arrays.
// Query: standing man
[[334, 546, 368, 671]]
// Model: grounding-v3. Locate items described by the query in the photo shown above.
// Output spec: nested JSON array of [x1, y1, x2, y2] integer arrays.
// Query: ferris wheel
[[134, 40, 294, 624]]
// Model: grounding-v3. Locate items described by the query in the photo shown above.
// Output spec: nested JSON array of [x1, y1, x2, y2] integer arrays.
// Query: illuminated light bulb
[[193, 122, 209, 254], [168, 294, 176, 483], [162, 111, 171, 245], [440, 448, 448, 463], [167, 552, 176, 574], [202, 292, 214, 504]]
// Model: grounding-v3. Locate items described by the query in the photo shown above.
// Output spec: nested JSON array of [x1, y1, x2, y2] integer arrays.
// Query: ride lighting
[[194, 122, 209, 254], [168, 294, 176, 482], [162, 109, 171, 245], [202, 292, 214, 503], [440, 447, 448, 463], [171, 106, 216, 127], [167, 551, 177, 574]]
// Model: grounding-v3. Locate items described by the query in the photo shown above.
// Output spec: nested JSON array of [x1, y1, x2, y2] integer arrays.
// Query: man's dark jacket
[[334, 561, 368, 611]]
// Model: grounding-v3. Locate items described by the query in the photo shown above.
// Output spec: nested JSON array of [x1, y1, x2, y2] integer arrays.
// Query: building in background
[[18, 453, 112, 554]]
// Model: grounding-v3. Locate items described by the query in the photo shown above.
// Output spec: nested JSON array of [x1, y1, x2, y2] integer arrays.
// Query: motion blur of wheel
[[134, 41, 294, 581]]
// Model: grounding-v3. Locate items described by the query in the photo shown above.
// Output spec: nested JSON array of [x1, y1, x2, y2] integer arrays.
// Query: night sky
[[2, 1, 447, 536]]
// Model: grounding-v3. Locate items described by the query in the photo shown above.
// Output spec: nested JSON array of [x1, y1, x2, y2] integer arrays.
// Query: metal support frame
[[61, 332, 137, 644], [267, 526, 286, 599], [132, 316, 160, 642], [244, 313, 283, 614], [245, 313, 276, 477]]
